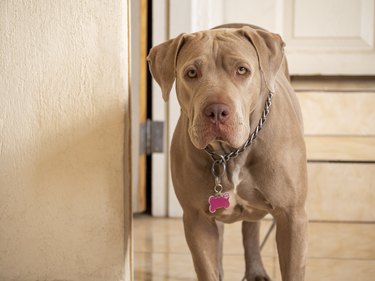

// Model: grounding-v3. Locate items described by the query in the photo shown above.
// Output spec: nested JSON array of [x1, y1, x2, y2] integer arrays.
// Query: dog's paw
[[242, 274, 272, 281], [254, 277, 272, 281]]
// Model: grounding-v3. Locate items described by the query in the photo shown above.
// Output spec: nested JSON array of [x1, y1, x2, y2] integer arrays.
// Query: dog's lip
[[213, 137, 233, 146], [196, 132, 244, 150], [189, 119, 249, 150], [206, 139, 236, 151]]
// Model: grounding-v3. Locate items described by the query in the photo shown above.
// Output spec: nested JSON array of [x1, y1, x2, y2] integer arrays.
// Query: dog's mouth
[[189, 121, 249, 150], [187, 100, 250, 150]]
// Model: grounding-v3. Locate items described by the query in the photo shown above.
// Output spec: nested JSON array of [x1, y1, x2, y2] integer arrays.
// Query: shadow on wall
[[0, 0, 129, 280], [1, 85, 127, 280]]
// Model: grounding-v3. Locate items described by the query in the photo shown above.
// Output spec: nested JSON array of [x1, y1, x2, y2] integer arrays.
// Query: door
[[282, 0, 375, 75], [150, 0, 169, 216], [151, 0, 375, 217], [131, 0, 148, 213]]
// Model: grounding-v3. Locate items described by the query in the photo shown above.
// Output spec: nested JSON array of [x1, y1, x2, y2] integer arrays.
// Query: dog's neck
[[206, 141, 235, 155]]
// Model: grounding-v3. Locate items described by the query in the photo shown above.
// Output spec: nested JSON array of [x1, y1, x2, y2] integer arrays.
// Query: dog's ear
[[147, 33, 186, 102], [239, 26, 285, 92]]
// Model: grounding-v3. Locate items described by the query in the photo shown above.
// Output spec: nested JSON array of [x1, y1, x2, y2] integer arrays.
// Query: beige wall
[[0, 1, 131, 280]]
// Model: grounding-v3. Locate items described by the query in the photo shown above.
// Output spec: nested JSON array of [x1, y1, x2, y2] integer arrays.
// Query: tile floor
[[134, 216, 375, 281]]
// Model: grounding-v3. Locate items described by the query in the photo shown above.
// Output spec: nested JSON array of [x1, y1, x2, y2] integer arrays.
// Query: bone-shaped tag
[[208, 192, 230, 213]]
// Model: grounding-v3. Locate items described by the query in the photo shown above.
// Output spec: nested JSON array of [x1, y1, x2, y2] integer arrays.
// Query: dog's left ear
[[239, 26, 285, 92], [147, 33, 186, 102]]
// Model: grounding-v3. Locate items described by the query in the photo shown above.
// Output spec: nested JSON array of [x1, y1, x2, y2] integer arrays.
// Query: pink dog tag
[[208, 192, 230, 213]]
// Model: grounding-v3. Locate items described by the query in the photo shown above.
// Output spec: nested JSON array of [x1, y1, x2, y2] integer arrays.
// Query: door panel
[[299, 92, 375, 135], [151, 0, 375, 217], [294, 0, 362, 38], [283, 0, 375, 74], [307, 163, 375, 221]]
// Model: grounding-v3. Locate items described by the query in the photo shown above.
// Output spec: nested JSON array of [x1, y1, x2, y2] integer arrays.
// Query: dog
[[147, 24, 308, 281]]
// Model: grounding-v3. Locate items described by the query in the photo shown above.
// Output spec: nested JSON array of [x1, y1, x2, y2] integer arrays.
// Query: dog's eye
[[186, 68, 198, 78], [237, 66, 250, 76]]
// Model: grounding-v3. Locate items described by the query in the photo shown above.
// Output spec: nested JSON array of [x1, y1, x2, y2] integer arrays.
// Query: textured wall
[[0, 1, 129, 280]]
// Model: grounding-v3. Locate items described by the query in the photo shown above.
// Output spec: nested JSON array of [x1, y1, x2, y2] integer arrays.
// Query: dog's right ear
[[239, 26, 285, 93], [147, 33, 186, 102]]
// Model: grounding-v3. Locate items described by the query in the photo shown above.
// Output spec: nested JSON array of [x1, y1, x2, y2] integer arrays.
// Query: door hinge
[[140, 119, 164, 155]]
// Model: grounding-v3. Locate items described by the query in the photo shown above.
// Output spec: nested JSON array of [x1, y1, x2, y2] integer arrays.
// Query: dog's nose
[[204, 103, 230, 123]]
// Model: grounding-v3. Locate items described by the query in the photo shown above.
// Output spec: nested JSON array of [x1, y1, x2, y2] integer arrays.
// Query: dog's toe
[[243, 274, 272, 281], [255, 276, 271, 281]]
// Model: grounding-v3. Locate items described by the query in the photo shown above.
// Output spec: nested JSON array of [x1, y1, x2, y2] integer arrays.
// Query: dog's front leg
[[242, 221, 271, 281], [183, 211, 223, 281], [274, 208, 308, 281]]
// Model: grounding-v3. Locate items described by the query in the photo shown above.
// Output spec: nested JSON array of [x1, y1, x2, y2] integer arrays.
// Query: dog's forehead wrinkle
[[212, 38, 220, 62], [181, 58, 205, 72], [184, 31, 210, 42], [182, 32, 212, 52], [178, 31, 259, 76]]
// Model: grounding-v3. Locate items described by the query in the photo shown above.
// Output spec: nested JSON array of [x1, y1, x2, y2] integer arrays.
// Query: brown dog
[[147, 24, 308, 281]]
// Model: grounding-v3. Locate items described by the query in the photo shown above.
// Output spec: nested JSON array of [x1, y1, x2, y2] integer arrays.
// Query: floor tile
[[305, 258, 375, 281], [308, 222, 375, 259], [134, 217, 190, 254], [134, 216, 277, 256], [134, 216, 375, 281], [135, 253, 196, 281], [135, 253, 280, 281]]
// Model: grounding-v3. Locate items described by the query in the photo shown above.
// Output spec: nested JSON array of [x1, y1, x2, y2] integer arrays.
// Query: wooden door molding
[[131, 0, 148, 213], [283, 0, 375, 75], [125, 0, 133, 280]]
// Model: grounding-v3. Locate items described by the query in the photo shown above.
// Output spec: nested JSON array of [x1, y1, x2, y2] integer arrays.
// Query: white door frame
[[151, 0, 222, 216], [151, 0, 169, 217]]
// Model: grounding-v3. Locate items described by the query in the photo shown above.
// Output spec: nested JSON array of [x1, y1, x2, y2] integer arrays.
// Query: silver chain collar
[[204, 91, 274, 190]]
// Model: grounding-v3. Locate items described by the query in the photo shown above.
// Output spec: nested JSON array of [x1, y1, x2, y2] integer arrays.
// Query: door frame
[[151, 0, 222, 217], [125, 0, 133, 280], [150, 0, 169, 216]]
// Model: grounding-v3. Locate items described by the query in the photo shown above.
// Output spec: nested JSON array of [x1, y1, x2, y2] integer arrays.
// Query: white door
[[283, 0, 375, 75], [151, 0, 375, 217]]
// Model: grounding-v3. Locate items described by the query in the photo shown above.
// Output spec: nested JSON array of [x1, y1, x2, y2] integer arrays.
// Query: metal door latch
[[140, 119, 164, 155]]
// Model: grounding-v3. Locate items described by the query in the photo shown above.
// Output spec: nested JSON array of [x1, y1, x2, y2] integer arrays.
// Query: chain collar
[[204, 91, 274, 184]]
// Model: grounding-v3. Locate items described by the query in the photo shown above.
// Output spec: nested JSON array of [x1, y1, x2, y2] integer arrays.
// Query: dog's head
[[147, 26, 285, 150]]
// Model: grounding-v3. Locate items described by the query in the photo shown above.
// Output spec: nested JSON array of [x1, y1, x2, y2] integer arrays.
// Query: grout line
[[307, 160, 375, 164], [134, 251, 375, 262], [261, 218, 375, 224], [308, 220, 375, 224], [306, 256, 375, 261], [135, 250, 190, 255], [294, 89, 375, 93]]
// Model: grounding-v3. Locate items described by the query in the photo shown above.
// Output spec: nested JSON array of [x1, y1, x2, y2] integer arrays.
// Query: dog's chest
[[212, 167, 268, 223]]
